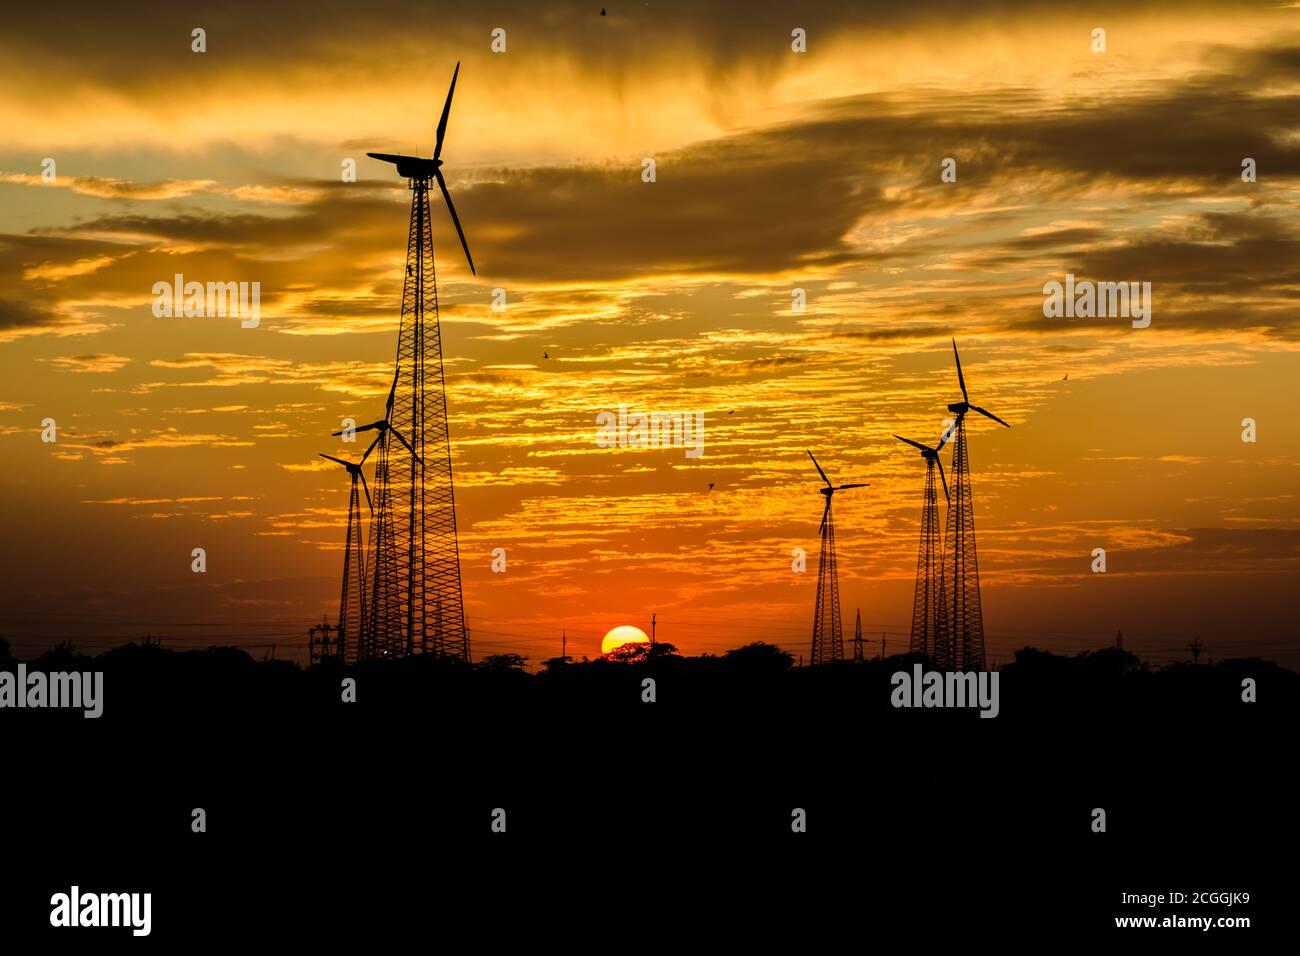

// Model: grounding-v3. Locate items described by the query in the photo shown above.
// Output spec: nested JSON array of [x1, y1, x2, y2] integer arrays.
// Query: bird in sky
[[1063, 373, 1069, 381], [544, 351, 550, 359], [708, 483, 715, 491]]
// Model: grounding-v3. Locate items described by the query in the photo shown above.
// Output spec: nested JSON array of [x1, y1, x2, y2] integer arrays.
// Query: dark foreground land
[[2, 639, 1293, 946], [5, 637, 1295, 720]]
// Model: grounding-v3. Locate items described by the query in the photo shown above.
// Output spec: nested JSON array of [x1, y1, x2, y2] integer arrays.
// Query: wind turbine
[[367, 62, 474, 274], [808, 450, 868, 665], [940, 339, 1009, 671], [364, 61, 474, 663], [894, 432, 949, 660], [331, 373, 420, 660], [319, 453, 373, 664]]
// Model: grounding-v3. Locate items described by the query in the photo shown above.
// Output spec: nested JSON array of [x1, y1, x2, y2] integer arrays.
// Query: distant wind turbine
[[319, 452, 373, 663], [808, 450, 868, 665], [939, 339, 1009, 671], [894, 432, 950, 659]]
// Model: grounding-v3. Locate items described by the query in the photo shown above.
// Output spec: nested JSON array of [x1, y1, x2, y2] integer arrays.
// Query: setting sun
[[601, 625, 650, 656]]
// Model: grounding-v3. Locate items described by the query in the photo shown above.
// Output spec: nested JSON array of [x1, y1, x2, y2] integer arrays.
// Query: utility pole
[[562, 628, 567, 661], [1187, 639, 1203, 665], [651, 613, 656, 645], [881, 632, 887, 660], [1116, 629, 1123, 651]]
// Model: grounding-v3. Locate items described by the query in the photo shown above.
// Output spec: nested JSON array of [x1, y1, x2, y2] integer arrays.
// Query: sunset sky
[[2, 0, 1298, 667]]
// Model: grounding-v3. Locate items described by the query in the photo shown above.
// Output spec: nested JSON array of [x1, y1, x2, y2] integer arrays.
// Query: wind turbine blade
[[434, 62, 460, 161], [819, 497, 830, 534], [952, 338, 968, 401], [385, 367, 399, 413], [836, 483, 869, 490], [348, 421, 382, 435], [434, 168, 475, 275], [318, 453, 349, 467], [894, 434, 927, 452], [971, 405, 1010, 428], [359, 471, 373, 513], [807, 450, 831, 487], [391, 426, 422, 464], [935, 456, 950, 503], [359, 432, 383, 465], [934, 429, 950, 453]]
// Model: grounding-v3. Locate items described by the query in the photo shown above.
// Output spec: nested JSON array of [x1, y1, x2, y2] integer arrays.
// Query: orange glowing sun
[[601, 625, 650, 656]]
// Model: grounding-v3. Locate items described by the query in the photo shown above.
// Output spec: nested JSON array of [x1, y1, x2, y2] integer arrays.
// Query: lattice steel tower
[[365, 63, 476, 661], [319, 453, 373, 663], [808, 451, 868, 665], [894, 433, 949, 660], [940, 340, 1009, 671], [333, 374, 414, 661]]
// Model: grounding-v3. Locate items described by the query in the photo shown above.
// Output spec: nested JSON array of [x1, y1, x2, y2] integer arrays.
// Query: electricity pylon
[[808, 451, 868, 665], [894, 433, 950, 660], [366, 63, 475, 660], [940, 340, 1009, 671], [852, 609, 864, 662]]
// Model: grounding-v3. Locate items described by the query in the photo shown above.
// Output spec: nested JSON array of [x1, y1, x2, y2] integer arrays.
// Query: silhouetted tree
[[36, 640, 85, 669], [606, 641, 679, 664], [478, 653, 529, 672], [724, 642, 795, 670]]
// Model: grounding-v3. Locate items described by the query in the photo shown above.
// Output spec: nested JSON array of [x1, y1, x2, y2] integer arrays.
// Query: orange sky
[[2, 1, 1298, 667]]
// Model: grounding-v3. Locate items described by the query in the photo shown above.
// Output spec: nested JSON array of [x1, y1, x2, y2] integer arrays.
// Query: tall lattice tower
[[894, 433, 949, 660], [941, 420, 981, 670], [808, 451, 868, 665], [331, 376, 409, 661], [852, 609, 864, 662], [940, 340, 1010, 671], [366, 63, 476, 661], [319, 454, 372, 663], [364, 420, 398, 660]]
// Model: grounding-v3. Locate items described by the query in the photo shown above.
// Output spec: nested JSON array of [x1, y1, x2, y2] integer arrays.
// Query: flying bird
[[708, 482, 715, 491], [1063, 373, 1068, 381], [544, 351, 550, 359]]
